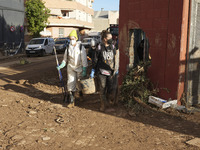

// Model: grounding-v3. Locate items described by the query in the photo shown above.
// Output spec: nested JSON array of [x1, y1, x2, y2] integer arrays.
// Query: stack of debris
[[120, 61, 157, 108]]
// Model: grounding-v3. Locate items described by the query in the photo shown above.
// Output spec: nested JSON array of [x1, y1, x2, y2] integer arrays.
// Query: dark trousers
[[98, 74, 118, 103]]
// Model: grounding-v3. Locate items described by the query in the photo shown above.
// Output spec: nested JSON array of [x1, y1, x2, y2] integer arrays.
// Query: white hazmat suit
[[62, 41, 88, 92]]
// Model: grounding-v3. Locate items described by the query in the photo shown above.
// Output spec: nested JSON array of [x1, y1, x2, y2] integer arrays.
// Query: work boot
[[64, 93, 70, 103], [67, 91, 75, 108], [100, 94, 106, 112], [79, 91, 84, 102]]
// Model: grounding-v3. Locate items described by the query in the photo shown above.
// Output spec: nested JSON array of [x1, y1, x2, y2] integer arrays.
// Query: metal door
[[187, 0, 200, 105]]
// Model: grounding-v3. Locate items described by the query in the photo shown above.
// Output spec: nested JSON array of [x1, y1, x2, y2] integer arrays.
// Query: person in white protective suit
[[57, 30, 88, 108]]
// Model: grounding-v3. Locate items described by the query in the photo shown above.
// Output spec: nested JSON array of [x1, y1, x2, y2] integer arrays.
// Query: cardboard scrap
[[186, 138, 200, 148]]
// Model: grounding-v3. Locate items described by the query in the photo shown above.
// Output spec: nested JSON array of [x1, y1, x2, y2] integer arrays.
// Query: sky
[[93, 0, 120, 11]]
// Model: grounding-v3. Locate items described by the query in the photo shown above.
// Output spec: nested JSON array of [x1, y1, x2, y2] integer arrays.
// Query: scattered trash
[[28, 111, 37, 114], [174, 105, 186, 111], [131, 130, 137, 136], [19, 58, 29, 65], [16, 100, 24, 104], [55, 118, 64, 124], [148, 96, 167, 108], [42, 137, 51, 141], [162, 100, 178, 109], [148, 96, 178, 109], [186, 138, 200, 148], [103, 136, 108, 139]]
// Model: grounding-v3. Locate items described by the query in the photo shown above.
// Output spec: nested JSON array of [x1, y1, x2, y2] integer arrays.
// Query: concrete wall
[[92, 18, 109, 32], [92, 11, 119, 32], [119, 0, 189, 102]]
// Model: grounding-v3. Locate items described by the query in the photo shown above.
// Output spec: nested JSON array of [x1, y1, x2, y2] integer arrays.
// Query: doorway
[[127, 29, 150, 69]]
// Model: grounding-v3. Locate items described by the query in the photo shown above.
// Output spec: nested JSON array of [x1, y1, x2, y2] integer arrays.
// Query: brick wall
[[119, 0, 185, 100]]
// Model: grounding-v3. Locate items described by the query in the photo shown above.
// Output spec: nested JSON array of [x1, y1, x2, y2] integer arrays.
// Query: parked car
[[54, 39, 68, 53], [55, 37, 70, 43], [82, 38, 96, 48], [26, 37, 55, 57]]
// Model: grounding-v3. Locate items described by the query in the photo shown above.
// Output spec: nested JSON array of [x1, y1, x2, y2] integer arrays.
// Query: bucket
[[80, 78, 96, 94]]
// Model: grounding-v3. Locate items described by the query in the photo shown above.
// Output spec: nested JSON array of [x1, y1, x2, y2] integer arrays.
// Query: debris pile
[[120, 61, 157, 109], [120, 62, 199, 114]]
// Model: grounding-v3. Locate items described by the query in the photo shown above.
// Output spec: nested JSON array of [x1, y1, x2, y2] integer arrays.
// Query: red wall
[[119, 0, 185, 100]]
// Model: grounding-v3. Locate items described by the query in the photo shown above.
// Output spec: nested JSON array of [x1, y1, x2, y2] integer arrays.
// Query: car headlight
[[38, 45, 42, 49], [26, 46, 28, 49]]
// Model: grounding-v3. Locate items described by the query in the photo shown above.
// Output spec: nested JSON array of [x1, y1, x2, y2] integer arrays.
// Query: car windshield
[[55, 40, 65, 44], [29, 39, 44, 45], [83, 39, 92, 43]]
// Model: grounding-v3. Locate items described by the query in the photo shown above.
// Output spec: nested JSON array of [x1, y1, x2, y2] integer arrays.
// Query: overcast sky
[[93, 0, 120, 11]]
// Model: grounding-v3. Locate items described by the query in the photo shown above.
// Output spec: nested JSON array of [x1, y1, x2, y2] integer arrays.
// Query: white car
[[82, 38, 98, 48], [26, 37, 55, 57]]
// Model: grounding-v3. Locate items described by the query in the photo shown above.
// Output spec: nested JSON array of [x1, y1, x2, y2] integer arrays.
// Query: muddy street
[[0, 55, 200, 150]]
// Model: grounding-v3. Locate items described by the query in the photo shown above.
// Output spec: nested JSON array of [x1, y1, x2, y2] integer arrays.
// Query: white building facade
[[42, 0, 94, 38]]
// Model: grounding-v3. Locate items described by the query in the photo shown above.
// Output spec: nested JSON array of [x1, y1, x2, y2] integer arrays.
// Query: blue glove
[[82, 67, 87, 77], [57, 61, 66, 70], [115, 70, 119, 75], [90, 69, 95, 78]]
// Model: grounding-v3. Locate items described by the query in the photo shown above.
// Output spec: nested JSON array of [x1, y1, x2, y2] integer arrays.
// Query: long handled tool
[[54, 47, 68, 102]]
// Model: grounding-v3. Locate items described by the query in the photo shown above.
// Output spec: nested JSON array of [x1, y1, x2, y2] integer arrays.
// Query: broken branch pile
[[120, 61, 158, 109]]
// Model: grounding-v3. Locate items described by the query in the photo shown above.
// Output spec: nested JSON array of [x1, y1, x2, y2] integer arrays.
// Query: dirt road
[[0, 55, 200, 150]]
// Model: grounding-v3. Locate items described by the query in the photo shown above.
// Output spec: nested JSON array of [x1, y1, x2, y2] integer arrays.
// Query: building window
[[59, 28, 64, 37], [61, 10, 70, 18]]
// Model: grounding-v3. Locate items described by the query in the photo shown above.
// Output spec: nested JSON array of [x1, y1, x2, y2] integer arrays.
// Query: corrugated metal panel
[[0, 10, 3, 46], [187, 0, 200, 105]]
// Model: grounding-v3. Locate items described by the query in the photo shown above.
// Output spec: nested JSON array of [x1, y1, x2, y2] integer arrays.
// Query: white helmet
[[91, 39, 96, 47]]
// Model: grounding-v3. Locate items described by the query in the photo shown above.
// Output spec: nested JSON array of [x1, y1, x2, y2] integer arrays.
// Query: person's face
[[70, 36, 77, 46], [104, 34, 112, 43], [70, 36, 76, 41], [80, 30, 85, 35]]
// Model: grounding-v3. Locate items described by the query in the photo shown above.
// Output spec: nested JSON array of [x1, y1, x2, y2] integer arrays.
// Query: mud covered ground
[[0, 55, 200, 150]]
